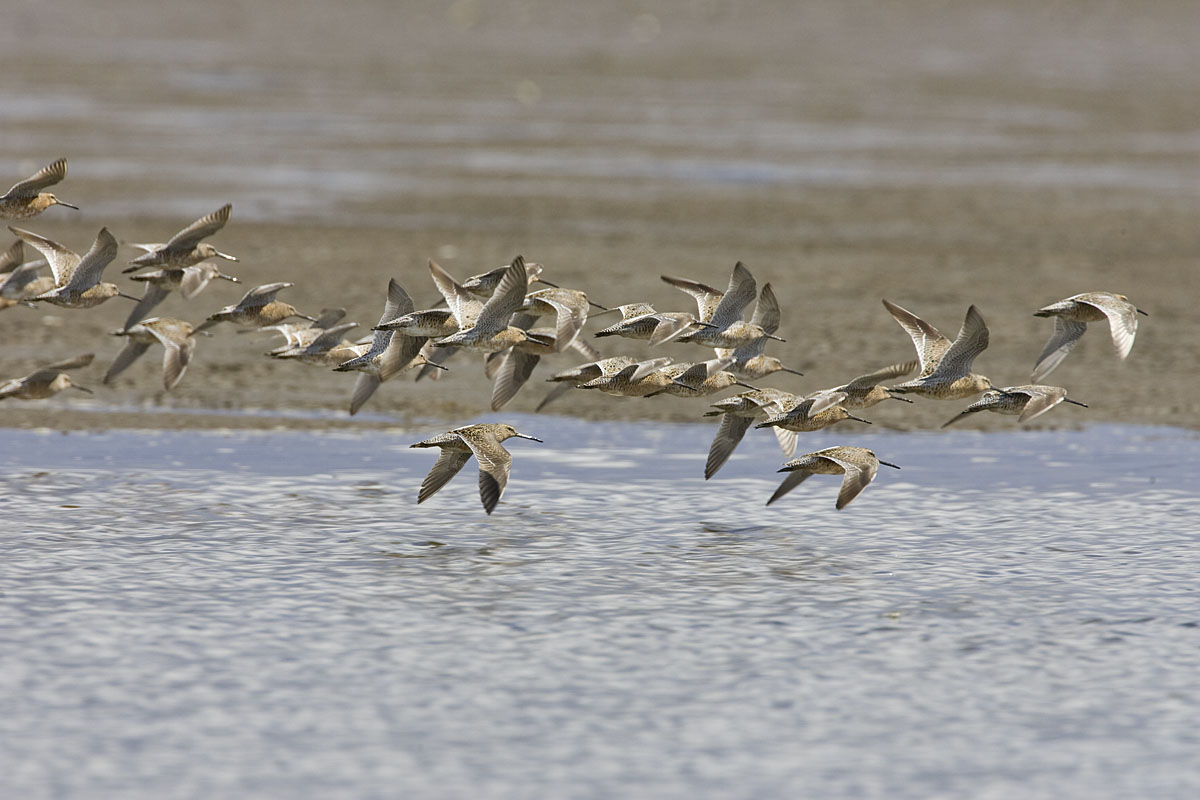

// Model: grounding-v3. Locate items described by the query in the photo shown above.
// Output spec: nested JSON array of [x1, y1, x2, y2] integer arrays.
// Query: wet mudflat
[[1, 417, 1198, 798]]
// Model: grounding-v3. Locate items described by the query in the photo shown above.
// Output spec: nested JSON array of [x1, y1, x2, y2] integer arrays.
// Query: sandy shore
[[2, 198, 1195, 432]]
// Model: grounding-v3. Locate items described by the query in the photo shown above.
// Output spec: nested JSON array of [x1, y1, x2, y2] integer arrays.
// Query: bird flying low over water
[[410, 423, 542, 514], [767, 446, 900, 509], [942, 384, 1087, 428]]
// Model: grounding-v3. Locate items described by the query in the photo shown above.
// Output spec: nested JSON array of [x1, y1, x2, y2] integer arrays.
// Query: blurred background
[[2, 0, 1197, 426]]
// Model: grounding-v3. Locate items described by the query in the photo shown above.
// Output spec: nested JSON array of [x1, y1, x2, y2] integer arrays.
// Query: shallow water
[[2, 416, 1199, 798]]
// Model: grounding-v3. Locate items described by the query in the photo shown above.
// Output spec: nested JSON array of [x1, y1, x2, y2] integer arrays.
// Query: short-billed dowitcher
[[123, 262, 241, 331], [702, 387, 801, 479], [767, 446, 900, 509], [665, 262, 786, 349], [653, 357, 759, 398], [487, 313, 602, 411], [755, 390, 870, 432], [410, 423, 543, 514], [942, 384, 1087, 428], [884, 299, 992, 400], [9, 226, 133, 309], [712, 283, 804, 379], [461, 260, 545, 297], [259, 307, 350, 353], [124, 204, 237, 272], [432, 256, 530, 353], [0, 159, 78, 219], [575, 357, 681, 397], [376, 260, 479, 338], [270, 322, 360, 367], [535, 355, 654, 411], [592, 303, 713, 346], [333, 279, 444, 415], [825, 360, 918, 409], [0, 353, 94, 400], [518, 287, 596, 351], [1031, 292, 1147, 381], [195, 282, 314, 332], [104, 317, 203, 391]]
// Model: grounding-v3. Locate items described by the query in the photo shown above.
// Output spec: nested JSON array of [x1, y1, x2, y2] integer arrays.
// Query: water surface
[[2, 418, 1198, 798]]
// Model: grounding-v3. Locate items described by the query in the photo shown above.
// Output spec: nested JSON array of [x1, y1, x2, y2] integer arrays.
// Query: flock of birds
[[1, 159, 1148, 514]]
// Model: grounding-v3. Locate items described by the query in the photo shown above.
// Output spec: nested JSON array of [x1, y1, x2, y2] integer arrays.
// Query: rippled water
[[2, 416, 1198, 798]]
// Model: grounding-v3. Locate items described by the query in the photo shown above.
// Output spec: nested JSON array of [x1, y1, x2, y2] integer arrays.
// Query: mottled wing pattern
[[417, 448, 473, 504], [459, 429, 514, 514], [882, 299, 951, 377], [473, 257, 528, 334], [708, 262, 757, 330], [61, 228, 119, 292], [164, 204, 232, 250], [4, 159, 66, 198], [926, 305, 988, 380], [823, 453, 878, 510], [842, 360, 919, 391], [8, 226, 80, 286]]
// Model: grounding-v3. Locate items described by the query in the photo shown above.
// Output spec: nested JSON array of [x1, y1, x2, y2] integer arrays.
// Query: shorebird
[[432, 256, 530, 353], [260, 308, 354, 357], [652, 357, 759, 398], [487, 313, 602, 410], [10, 226, 133, 309], [124, 204, 237, 272], [713, 283, 804, 379], [575, 357, 683, 397], [270, 322, 361, 367], [104, 317, 202, 390], [410, 423, 543, 514], [702, 387, 801, 479], [755, 390, 872, 432], [767, 446, 901, 509], [665, 261, 786, 349], [1031, 292, 1146, 381], [195, 282, 313, 332], [824, 360, 918, 409], [942, 384, 1087, 428], [377, 260, 479, 338], [0, 159, 77, 219], [0, 353, 94, 400], [461, 260, 545, 296], [333, 279, 442, 415], [535, 355, 642, 411], [592, 303, 713, 346], [123, 262, 241, 331], [0, 241, 54, 311], [883, 299, 992, 400], [518, 286, 598, 351], [1, 238, 24, 272]]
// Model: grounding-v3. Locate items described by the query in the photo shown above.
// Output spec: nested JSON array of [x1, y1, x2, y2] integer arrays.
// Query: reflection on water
[[1, 417, 1198, 797]]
